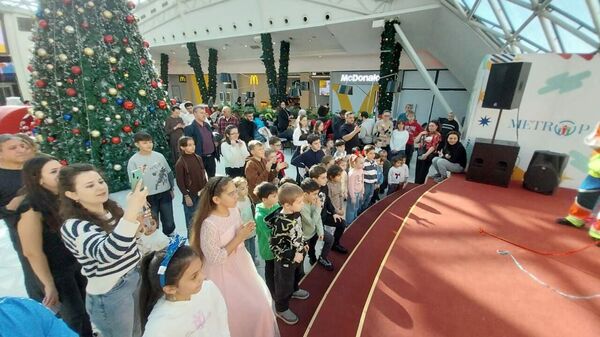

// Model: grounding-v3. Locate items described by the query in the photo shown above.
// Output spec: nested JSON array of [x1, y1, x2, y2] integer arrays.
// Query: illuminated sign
[[249, 74, 259, 85], [178, 75, 187, 83], [340, 73, 380, 82]]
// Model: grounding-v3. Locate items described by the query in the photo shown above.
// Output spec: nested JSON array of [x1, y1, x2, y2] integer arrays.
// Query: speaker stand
[[491, 108, 503, 144]]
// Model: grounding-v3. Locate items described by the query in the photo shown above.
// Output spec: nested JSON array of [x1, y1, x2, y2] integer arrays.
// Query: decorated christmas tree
[[28, 0, 171, 191]]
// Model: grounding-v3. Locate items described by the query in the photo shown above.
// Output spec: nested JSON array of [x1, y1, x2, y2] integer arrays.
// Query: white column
[[393, 23, 453, 115]]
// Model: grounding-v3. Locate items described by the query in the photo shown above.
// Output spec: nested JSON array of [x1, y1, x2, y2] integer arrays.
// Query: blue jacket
[[291, 149, 325, 170], [183, 120, 216, 156]]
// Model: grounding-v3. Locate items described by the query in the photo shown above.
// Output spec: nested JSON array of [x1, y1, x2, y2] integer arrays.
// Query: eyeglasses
[[229, 132, 239, 135]]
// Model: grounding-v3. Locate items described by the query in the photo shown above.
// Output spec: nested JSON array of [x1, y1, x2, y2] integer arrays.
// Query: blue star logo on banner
[[478, 116, 491, 127]]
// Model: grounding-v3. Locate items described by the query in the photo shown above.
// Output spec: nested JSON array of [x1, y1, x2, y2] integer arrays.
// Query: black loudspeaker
[[466, 138, 520, 187], [482, 62, 531, 110], [338, 85, 353, 95], [523, 151, 569, 195]]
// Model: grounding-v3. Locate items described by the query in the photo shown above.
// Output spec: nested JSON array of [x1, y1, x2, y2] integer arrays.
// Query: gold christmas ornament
[[72, 107, 79, 113], [113, 164, 122, 171], [64, 25, 75, 34], [91, 130, 101, 137], [41, 100, 48, 107], [115, 114, 121, 120], [125, 47, 133, 54], [35, 111, 45, 119], [46, 64, 54, 70], [56, 10, 63, 17], [37, 48, 48, 57], [123, 73, 129, 78], [83, 47, 94, 56], [35, 134, 43, 142], [87, 105, 95, 110], [108, 88, 118, 96], [102, 10, 113, 19], [48, 38, 54, 44], [86, 1, 95, 8], [109, 56, 117, 64], [58, 54, 68, 62], [77, 7, 85, 14], [45, 118, 54, 124], [105, 117, 111, 122], [138, 89, 146, 96]]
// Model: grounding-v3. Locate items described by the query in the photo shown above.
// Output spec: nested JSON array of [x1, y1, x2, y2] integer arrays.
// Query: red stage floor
[[283, 176, 600, 337]]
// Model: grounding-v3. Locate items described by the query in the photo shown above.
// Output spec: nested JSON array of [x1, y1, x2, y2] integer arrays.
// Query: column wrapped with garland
[[160, 53, 169, 92], [377, 20, 401, 114], [277, 41, 290, 104], [28, 0, 171, 191], [208, 48, 218, 104], [186, 42, 208, 102], [260, 33, 279, 105]]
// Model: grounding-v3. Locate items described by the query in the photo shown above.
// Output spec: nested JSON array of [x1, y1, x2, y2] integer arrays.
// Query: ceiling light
[[372, 19, 385, 28]]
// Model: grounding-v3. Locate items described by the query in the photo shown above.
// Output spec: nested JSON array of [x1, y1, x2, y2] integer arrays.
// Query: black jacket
[[443, 142, 467, 168], [291, 149, 325, 170], [276, 108, 291, 133], [183, 120, 216, 156], [264, 207, 305, 263], [239, 118, 256, 144], [319, 185, 337, 221]]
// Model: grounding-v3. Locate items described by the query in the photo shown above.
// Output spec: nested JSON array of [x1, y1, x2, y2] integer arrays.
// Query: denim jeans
[[244, 236, 257, 261], [432, 157, 464, 177], [85, 268, 141, 337], [148, 190, 175, 236], [183, 194, 200, 232], [360, 183, 376, 212], [346, 193, 361, 224]]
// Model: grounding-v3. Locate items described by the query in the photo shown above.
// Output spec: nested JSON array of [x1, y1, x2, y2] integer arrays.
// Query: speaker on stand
[[523, 151, 569, 195]]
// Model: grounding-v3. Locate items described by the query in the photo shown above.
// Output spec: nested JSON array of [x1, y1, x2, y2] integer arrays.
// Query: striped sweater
[[363, 159, 378, 184], [61, 215, 141, 295]]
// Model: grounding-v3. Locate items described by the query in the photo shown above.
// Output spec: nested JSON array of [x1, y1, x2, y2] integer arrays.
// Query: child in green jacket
[[253, 182, 280, 296]]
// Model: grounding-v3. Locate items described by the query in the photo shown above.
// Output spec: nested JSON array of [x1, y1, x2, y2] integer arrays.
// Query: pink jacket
[[347, 168, 364, 203]]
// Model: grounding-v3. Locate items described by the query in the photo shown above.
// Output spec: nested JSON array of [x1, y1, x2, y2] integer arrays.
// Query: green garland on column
[[277, 41, 290, 104], [208, 48, 218, 104], [160, 53, 169, 92], [186, 42, 208, 102], [377, 20, 401, 114], [260, 33, 279, 106]]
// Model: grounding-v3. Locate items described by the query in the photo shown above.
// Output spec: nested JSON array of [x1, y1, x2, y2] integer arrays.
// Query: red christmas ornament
[[27, 64, 33, 72], [157, 100, 167, 109], [133, 120, 140, 127], [63, 0, 72, 5], [140, 58, 147, 66], [127, 1, 136, 9], [123, 101, 135, 110], [100, 97, 108, 104], [122, 37, 129, 45], [150, 80, 158, 88], [35, 80, 47, 88], [71, 66, 81, 75], [59, 159, 68, 166], [66, 78, 74, 84], [125, 15, 135, 24], [38, 20, 48, 29], [47, 136, 55, 143], [143, 41, 150, 48], [117, 83, 124, 89], [66, 88, 77, 97], [80, 21, 89, 30], [111, 136, 121, 144], [122, 125, 132, 133], [72, 128, 80, 135], [34, 119, 41, 126], [103, 35, 114, 44], [101, 139, 108, 144]]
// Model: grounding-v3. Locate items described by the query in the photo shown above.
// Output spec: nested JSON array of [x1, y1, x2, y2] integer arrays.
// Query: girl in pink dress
[[190, 177, 279, 337]]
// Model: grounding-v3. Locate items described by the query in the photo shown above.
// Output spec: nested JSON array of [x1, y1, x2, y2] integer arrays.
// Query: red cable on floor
[[478, 227, 599, 256]]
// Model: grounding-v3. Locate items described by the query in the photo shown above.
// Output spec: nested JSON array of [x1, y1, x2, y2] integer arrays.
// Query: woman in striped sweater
[[59, 164, 149, 337]]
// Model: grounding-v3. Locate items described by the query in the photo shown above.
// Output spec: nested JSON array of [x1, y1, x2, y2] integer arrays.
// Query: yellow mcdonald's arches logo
[[331, 83, 380, 112], [178, 75, 187, 83], [249, 74, 259, 85]]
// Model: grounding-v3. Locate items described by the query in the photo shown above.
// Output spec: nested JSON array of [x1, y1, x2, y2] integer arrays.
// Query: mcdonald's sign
[[249, 74, 259, 85], [178, 75, 187, 83]]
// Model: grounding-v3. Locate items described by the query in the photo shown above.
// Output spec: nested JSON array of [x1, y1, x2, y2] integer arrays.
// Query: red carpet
[[288, 176, 600, 337]]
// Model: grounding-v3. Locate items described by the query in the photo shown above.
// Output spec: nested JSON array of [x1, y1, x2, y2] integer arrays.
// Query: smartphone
[[129, 168, 143, 191]]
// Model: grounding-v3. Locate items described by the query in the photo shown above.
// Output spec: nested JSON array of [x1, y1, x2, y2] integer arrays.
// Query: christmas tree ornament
[[150, 80, 158, 88], [66, 88, 77, 97], [56, 10, 63, 17], [133, 120, 140, 126], [115, 114, 121, 120], [44, 8, 51, 14], [47, 136, 55, 143], [84, 140, 91, 147], [125, 47, 133, 54], [140, 58, 147, 65], [138, 89, 146, 96], [127, 1, 136, 9], [157, 100, 167, 109], [58, 54, 68, 62], [35, 111, 45, 119], [64, 25, 75, 34], [123, 73, 129, 78], [87, 105, 95, 110], [111, 136, 121, 144], [103, 35, 114, 44], [45, 64, 54, 70], [77, 7, 84, 14], [72, 107, 79, 112], [27, 64, 33, 72], [35, 79, 47, 88], [148, 105, 156, 113], [102, 10, 113, 19], [56, 82, 63, 87], [83, 47, 94, 56], [35, 134, 43, 142], [100, 97, 108, 104], [71, 65, 82, 75], [45, 118, 54, 124], [143, 41, 150, 48], [66, 78, 74, 84], [122, 125, 132, 133], [116, 98, 124, 105], [38, 20, 48, 29], [125, 15, 135, 24], [86, 1, 94, 8], [90, 130, 101, 138], [122, 37, 129, 45], [109, 57, 117, 64], [37, 48, 48, 57], [113, 164, 122, 171], [63, 114, 73, 121], [63, 0, 71, 5], [72, 128, 80, 135], [105, 117, 111, 122], [86, 148, 92, 153], [116, 83, 124, 89], [123, 101, 135, 110], [108, 88, 117, 96], [41, 100, 48, 107], [48, 38, 54, 44], [31, 71, 39, 78]]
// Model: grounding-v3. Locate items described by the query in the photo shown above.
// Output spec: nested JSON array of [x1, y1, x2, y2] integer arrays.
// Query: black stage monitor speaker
[[338, 85, 353, 95], [482, 62, 531, 110], [466, 138, 520, 187], [523, 151, 569, 195]]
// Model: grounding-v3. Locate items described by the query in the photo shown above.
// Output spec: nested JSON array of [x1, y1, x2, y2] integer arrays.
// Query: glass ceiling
[[3, 0, 598, 54], [446, 0, 600, 53]]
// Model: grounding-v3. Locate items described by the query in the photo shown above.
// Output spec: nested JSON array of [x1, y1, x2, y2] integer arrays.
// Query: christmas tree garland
[[208, 48, 218, 105], [186, 42, 209, 102], [277, 41, 290, 104], [160, 53, 169, 92], [260, 33, 279, 105], [377, 20, 402, 114]]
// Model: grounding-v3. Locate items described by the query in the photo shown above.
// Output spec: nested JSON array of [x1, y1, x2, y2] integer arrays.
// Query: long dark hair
[[20, 154, 61, 231], [139, 246, 198, 330], [224, 125, 238, 145], [58, 164, 123, 232], [190, 176, 232, 255]]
